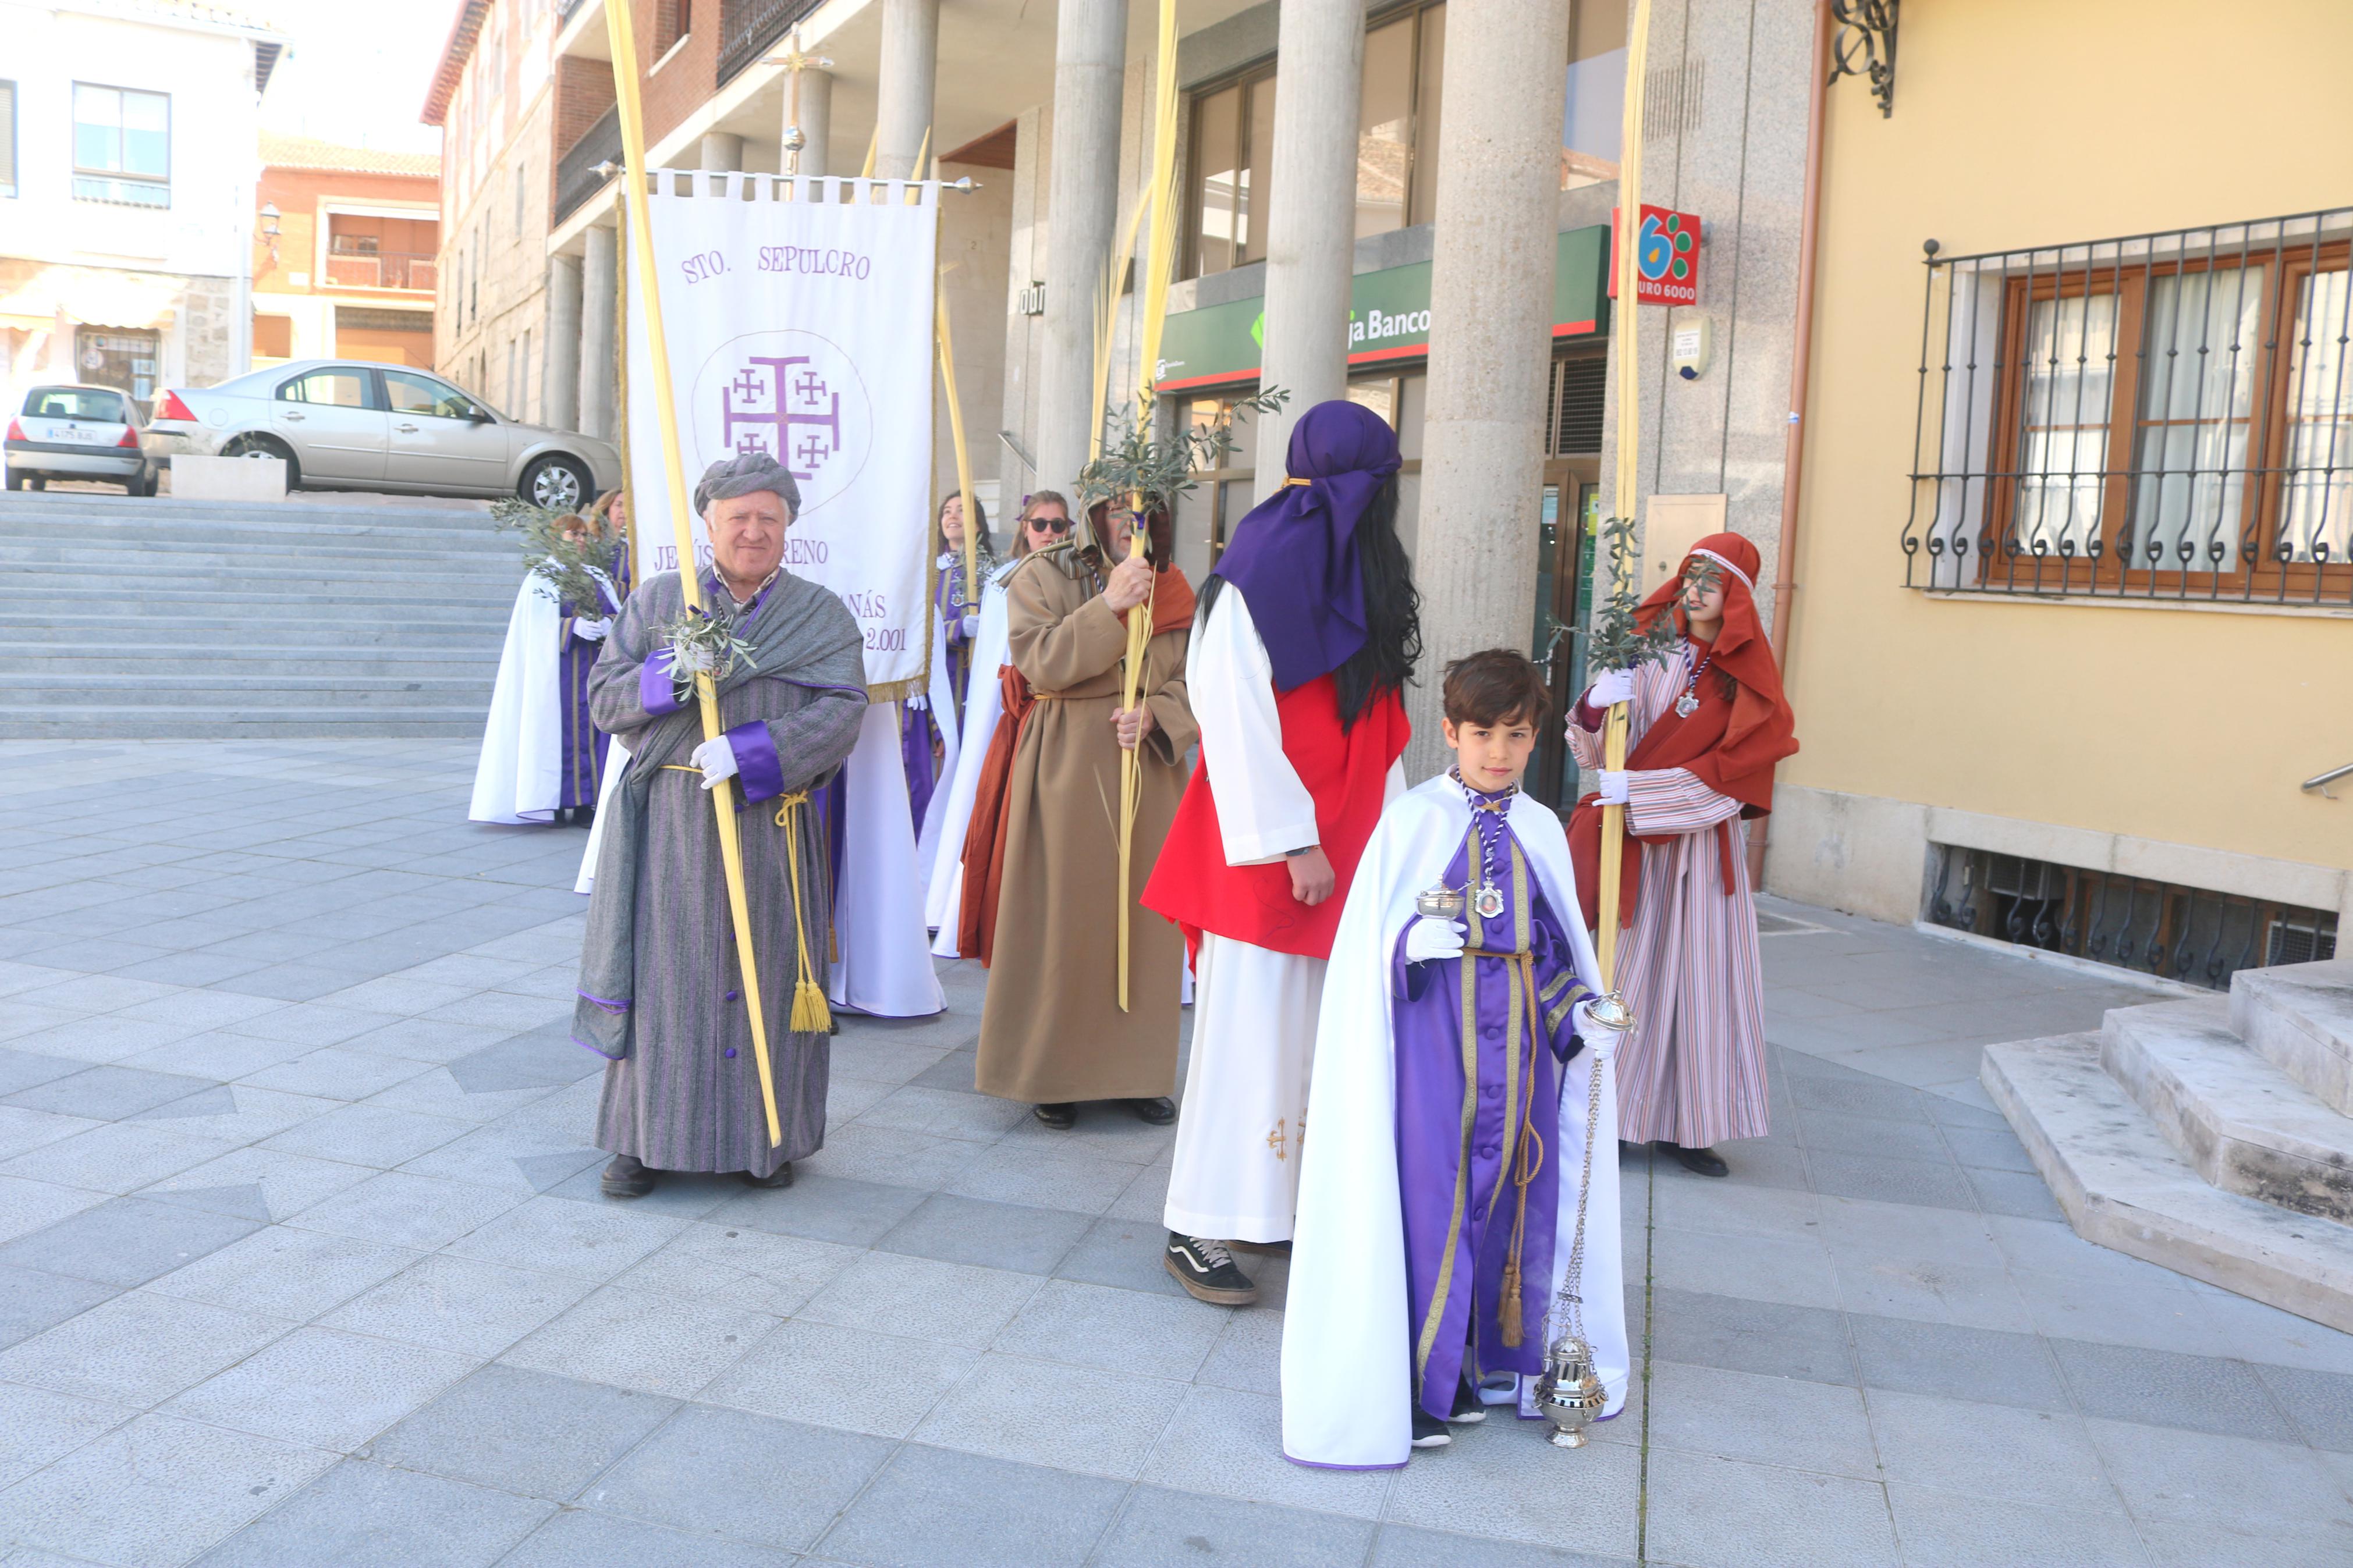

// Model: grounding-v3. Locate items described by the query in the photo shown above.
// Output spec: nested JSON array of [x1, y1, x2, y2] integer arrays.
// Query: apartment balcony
[[323, 250, 438, 293], [719, 0, 828, 86]]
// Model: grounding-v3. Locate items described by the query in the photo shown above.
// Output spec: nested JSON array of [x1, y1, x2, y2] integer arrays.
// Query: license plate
[[49, 427, 102, 443]]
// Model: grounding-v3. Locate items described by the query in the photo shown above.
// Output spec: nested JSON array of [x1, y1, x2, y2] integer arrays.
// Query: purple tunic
[[557, 550, 632, 811], [1392, 786, 1590, 1420]]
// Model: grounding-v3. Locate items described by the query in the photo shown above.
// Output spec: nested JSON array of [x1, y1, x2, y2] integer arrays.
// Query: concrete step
[[0, 617, 512, 645], [0, 645, 498, 675], [0, 706, 492, 739], [2235, 959, 2353, 1116], [8, 566, 518, 595], [0, 675, 491, 709], [2102, 998, 2353, 1222], [2, 539, 516, 568], [6, 588, 518, 612], [0, 495, 495, 530], [1985, 1033, 2353, 1334]]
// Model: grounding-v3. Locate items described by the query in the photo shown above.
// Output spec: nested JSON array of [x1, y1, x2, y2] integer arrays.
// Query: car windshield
[[24, 387, 130, 423]]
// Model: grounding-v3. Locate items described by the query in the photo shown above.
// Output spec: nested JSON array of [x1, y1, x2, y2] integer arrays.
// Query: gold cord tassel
[[775, 792, 833, 1033]]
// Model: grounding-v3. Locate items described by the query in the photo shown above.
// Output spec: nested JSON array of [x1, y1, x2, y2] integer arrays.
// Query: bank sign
[[1154, 223, 1610, 393], [1606, 205, 1702, 307]]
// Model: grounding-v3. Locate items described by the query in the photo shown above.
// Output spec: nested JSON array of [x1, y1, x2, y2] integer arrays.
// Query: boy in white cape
[[1282, 649, 1628, 1466]]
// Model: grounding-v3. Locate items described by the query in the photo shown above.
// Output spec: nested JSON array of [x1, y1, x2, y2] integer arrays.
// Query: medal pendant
[[1473, 883, 1506, 920], [1674, 691, 1699, 718]]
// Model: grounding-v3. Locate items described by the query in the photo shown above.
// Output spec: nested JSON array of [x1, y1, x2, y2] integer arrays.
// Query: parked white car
[[142, 359, 620, 510], [5, 384, 158, 494]]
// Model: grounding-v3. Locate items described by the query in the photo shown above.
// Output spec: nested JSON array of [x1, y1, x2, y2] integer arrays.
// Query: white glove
[[1585, 667, 1636, 710], [1596, 769, 1630, 806], [669, 642, 714, 675], [1573, 1000, 1620, 1062], [573, 616, 612, 642], [961, 614, 981, 638], [1404, 917, 1467, 964], [691, 737, 739, 790]]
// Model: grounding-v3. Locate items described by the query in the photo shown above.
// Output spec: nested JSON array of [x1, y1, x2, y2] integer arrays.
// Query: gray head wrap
[[694, 450, 801, 518]]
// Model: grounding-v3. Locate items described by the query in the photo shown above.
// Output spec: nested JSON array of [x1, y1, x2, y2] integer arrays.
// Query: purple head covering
[[1209, 399, 1402, 691]]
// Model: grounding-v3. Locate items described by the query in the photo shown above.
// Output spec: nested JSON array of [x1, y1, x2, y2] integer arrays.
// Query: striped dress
[[1567, 643, 1770, 1147]]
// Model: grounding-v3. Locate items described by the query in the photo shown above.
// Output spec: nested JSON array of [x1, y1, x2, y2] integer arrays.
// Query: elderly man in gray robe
[[575, 451, 867, 1197]]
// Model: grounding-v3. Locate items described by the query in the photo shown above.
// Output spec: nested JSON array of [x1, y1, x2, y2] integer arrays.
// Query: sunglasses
[[1026, 515, 1072, 534]]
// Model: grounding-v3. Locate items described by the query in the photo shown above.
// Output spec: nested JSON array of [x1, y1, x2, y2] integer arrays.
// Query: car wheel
[[133, 471, 159, 497], [523, 454, 591, 511], [25, 478, 43, 492], [219, 433, 300, 488], [3, 471, 20, 490]]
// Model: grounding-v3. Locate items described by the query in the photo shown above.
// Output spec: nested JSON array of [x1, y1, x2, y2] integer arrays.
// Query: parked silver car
[[5, 383, 158, 494], [142, 359, 619, 510]]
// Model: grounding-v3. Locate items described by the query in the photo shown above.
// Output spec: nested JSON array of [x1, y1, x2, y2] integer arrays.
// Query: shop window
[[73, 83, 169, 207], [1905, 211, 2352, 603], [1561, 0, 1626, 188], [74, 329, 160, 414]]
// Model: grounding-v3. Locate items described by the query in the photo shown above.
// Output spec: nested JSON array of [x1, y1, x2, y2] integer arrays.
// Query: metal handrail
[[2304, 763, 2353, 799]]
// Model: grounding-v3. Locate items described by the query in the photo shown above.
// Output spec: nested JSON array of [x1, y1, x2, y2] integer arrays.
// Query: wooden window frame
[[1982, 240, 2351, 598]]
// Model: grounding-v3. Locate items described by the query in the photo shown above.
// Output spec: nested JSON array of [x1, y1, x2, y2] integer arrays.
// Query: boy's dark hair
[[1442, 649, 1551, 728]]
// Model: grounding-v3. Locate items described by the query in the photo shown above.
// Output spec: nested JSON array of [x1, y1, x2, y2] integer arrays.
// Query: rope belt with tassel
[[658, 766, 833, 1034]]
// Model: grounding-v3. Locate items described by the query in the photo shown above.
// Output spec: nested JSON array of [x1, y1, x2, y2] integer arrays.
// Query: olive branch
[[492, 496, 620, 616], [652, 606, 760, 706], [1076, 386, 1290, 514], [1582, 515, 1719, 674]]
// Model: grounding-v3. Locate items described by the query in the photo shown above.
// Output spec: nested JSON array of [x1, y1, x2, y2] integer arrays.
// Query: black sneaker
[[1163, 1232, 1258, 1306], [599, 1154, 653, 1199], [1127, 1096, 1177, 1125], [1410, 1408, 1451, 1448], [1034, 1102, 1077, 1129], [742, 1162, 793, 1189], [1449, 1381, 1488, 1424]]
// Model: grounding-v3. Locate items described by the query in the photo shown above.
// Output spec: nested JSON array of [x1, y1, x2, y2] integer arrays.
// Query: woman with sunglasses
[[923, 491, 1069, 943]]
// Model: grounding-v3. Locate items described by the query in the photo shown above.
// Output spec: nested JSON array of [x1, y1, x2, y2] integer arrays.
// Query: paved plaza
[[0, 740, 2344, 1566]]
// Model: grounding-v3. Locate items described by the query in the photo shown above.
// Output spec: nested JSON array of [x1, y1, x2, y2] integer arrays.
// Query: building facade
[[250, 134, 440, 372], [0, 0, 286, 416], [1765, 0, 2353, 980], [425, 0, 565, 422]]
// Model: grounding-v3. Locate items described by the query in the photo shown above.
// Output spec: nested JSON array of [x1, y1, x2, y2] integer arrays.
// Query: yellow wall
[[1787, 0, 2353, 874]]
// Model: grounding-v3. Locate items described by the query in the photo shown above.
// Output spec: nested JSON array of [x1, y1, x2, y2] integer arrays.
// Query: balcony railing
[[555, 104, 623, 226], [719, 0, 826, 86], [324, 250, 436, 291]]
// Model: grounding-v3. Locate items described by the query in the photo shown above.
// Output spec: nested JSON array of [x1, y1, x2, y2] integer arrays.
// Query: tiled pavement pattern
[[0, 741, 2344, 1566]]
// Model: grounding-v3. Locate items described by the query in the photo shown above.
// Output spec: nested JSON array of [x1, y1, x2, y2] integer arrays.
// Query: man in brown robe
[[973, 504, 1197, 1128]]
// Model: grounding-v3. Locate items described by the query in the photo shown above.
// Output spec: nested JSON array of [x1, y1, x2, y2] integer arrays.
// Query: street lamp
[[259, 202, 281, 262]]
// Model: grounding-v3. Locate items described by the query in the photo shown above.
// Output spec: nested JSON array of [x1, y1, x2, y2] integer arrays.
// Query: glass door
[[1529, 458, 1600, 812]]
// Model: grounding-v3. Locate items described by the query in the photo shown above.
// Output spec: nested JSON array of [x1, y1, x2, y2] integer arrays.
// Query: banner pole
[[604, 0, 785, 1147], [936, 272, 980, 627]]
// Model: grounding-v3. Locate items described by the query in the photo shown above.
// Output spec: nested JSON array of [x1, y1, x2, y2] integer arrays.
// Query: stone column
[[580, 222, 619, 443], [700, 132, 744, 172], [1402, 0, 1572, 778], [874, 0, 939, 179], [1254, 0, 1364, 500], [1034, 0, 1126, 495], [787, 69, 833, 176], [544, 252, 584, 432]]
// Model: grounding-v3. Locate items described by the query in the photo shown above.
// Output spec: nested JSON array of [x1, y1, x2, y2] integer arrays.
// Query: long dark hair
[[1199, 475, 1421, 731]]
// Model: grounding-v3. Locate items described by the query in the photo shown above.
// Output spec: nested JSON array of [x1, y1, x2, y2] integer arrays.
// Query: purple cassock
[[1392, 781, 1592, 1421], [557, 546, 633, 812], [899, 551, 984, 829]]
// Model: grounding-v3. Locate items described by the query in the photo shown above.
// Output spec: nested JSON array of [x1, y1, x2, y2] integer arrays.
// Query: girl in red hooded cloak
[[1565, 532, 1798, 1177]]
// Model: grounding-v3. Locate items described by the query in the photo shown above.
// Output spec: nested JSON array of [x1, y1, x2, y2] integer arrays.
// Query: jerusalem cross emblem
[[721, 355, 843, 482]]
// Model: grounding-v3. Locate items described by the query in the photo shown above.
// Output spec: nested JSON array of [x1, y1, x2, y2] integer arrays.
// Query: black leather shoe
[[1127, 1096, 1177, 1125], [1033, 1101, 1077, 1129], [1662, 1140, 1730, 1178], [600, 1154, 654, 1198], [743, 1162, 794, 1189]]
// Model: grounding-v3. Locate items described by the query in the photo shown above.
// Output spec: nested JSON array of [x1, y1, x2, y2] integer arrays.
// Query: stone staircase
[[1985, 959, 2353, 1332], [0, 492, 521, 738]]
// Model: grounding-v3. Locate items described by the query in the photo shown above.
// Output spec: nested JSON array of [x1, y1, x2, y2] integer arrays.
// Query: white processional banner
[[623, 172, 940, 692]]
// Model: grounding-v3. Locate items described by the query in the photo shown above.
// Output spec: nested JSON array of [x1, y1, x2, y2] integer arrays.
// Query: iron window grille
[[1900, 208, 2352, 604], [1927, 845, 2338, 992]]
